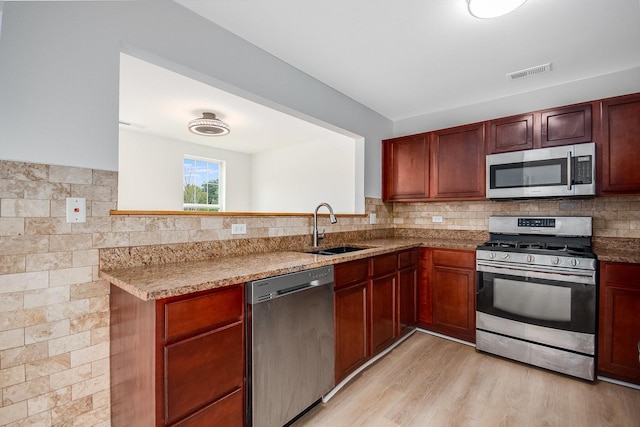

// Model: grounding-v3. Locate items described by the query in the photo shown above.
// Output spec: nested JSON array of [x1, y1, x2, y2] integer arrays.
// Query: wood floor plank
[[293, 332, 640, 427]]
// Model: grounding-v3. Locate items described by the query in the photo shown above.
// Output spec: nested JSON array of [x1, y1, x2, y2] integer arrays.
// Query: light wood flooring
[[293, 332, 640, 427]]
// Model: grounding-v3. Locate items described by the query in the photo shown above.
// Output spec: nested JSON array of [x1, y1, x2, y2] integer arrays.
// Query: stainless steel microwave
[[486, 142, 596, 200]]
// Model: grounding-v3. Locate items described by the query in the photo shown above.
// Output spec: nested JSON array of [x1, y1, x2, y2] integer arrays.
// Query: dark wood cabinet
[[598, 93, 640, 194], [488, 113, 534, 153], [598, 262, 640, 385], [334, 259, 369, 383], [382, 134, 430, 201], [382, 124, 485, 202], [397, 249, 419, 337], [334, 250, 418, 382], [110, 284, 245, 427], [418, 248, 476, 343], [487, 103, 592, 154], [370, 253, 398, 355], [430, 123, 486, 199], [540, 103, 592, 148]]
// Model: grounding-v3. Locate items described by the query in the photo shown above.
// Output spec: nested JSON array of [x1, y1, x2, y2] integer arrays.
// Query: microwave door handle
[[567, 151, 572, 190]]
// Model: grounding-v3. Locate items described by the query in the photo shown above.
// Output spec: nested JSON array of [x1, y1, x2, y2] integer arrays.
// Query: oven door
[[476, 269, 596, 335]]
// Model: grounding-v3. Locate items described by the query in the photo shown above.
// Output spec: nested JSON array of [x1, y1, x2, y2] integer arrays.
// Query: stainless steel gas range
[[475, 216, 597, 381]]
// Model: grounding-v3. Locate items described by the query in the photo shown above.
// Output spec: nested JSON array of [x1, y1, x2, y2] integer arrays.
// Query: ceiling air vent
[[507, 63, 552, 81]]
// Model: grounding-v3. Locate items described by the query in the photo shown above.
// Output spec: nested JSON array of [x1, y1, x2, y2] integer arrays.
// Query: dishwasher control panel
[[247, 266, 334, 304]]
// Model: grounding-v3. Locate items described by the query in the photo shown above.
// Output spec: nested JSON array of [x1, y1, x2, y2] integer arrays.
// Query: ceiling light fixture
[[188, 112, 230, 136], [467, 0, 527, 19]]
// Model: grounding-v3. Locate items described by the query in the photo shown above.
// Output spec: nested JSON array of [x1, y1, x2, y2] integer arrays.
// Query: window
[[183, 157, 224, 211]]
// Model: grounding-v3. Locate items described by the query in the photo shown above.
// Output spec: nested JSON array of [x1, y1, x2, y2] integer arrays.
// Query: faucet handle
[[318, 228, 326, 240]]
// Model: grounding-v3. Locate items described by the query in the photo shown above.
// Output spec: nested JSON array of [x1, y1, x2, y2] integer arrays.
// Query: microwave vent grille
[[507, 63, 552, 81]]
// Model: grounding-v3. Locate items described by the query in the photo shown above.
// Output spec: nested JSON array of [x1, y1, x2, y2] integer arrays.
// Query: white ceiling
[[175, 0, 640, 121], [119, 54, 351, 154]]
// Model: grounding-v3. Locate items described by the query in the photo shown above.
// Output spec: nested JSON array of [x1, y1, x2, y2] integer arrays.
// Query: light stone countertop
[[99, 235, 639, 301], [99, 237, 482, 301]]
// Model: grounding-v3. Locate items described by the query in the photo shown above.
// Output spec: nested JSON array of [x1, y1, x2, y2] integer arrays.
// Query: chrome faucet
[[313, 202, 337, 247]]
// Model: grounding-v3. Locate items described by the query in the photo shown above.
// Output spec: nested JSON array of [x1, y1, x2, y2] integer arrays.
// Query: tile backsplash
[[1, 159, 639, 426]]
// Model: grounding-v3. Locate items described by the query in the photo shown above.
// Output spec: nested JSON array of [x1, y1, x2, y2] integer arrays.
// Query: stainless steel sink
[[306, 246, 368, 255]]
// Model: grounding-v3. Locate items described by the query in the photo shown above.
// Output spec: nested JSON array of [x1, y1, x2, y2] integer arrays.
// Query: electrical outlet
[[432, 215, 443, 223], [66, 198, 87, 223], [369, 213, 377, 224], [231, 223, 247, 234]]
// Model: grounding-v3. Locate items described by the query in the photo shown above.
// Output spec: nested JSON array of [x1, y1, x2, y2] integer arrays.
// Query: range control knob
[[525, 254, 535, 263], [488, 252, 496, 260], [551, 256, 560, 265], [501, 253, 510, 260], [569, 258, 580, 267]]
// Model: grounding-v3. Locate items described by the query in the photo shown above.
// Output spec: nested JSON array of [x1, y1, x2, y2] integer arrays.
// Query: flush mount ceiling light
[[467, 0, 527, 19], [188, 112, 230, 136]]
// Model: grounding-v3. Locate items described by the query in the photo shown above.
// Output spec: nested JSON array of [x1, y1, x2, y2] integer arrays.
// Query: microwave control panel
[[573, 155, 593, 184]]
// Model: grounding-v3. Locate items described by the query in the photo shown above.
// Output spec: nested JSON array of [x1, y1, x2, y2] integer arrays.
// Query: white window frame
[[183, 155, 226, 212]]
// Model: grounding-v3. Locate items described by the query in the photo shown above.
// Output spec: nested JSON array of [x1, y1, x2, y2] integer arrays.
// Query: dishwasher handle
[[248, 266, 334, 304]]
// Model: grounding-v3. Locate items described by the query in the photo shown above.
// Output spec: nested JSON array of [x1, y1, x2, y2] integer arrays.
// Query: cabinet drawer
[[334, 259, 369, 289], [172, 388, 243, 427], [432, 249, 475, 269], [602, 263, 640, 288], [164, 285, 243, 342], [164, 323, 243, 425], [398, 249, 419, 269], [371, 253, 398, 277]]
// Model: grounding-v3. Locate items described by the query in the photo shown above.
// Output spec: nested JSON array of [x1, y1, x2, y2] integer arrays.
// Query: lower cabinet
[[110, 284, 245, 427], [334, 259, 369, 384], [370, 253, 398, 355], [334, 249, 419, 383], [598, 262, 640, 385], [418, 248, 476, 343]]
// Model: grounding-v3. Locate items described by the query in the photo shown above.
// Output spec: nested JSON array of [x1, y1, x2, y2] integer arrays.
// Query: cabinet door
[[417, 248, 433, 326], [598, 263, 640, 385], [397, 249, 419, 337], [599, 93, 640, 194], [334, 282, 368, 383], [431, 266, 476, 343], [398, 266, 417, 337], [430, 123, 485, 199], [370, 272, 397, 355], [164, 323, 244, 425], [382, 134, 430, 201], [488, 113, 534, 153], [540, 103, 592, 148]]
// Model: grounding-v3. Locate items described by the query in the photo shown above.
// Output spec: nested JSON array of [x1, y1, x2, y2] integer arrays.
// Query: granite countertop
[[99, 237, 482, 301], [99, 235, 639, 302]]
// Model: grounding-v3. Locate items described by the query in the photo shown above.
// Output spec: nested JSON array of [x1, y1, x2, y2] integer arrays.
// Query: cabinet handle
[[638, 340, 640, 364], [567, 151, 572, 190]]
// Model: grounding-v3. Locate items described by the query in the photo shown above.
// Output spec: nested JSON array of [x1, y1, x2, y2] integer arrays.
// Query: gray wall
[[1, 2, 639, 199], [0, 1, 391, 198]]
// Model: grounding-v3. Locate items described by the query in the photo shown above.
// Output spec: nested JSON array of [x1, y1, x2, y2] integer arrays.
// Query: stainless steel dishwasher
[[247, 266, 334, 427]]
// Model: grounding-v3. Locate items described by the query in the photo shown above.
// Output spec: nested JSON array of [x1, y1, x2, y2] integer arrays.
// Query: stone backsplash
[[2, 159, 639, 426]]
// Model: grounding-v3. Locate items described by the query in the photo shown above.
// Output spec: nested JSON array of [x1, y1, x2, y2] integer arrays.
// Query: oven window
[[493, 278, 571, 322]]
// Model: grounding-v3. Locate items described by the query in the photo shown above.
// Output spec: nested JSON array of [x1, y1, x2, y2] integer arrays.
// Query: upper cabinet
[[598, 93, 640, 194], [383, 92, 640, 202], [430, 123, 485, 199], [382, 123, 485, 202], [382, 134, 430, 201], [487, 103, 593, 154]]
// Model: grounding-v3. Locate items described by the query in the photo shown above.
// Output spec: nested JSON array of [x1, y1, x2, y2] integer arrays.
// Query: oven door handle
[[477, 260, 595, 278]]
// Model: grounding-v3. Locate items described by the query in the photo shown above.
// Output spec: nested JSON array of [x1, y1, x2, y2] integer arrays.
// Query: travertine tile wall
[[0, 161, 116, 427], [392, 196, 640, 238], [2, 159, 637, 427], [0, 160, 390, 427]]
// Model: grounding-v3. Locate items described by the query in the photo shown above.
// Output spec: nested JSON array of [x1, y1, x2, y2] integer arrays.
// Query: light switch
[[66, 198, 87, 223], [369, 213, 377, 224]]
